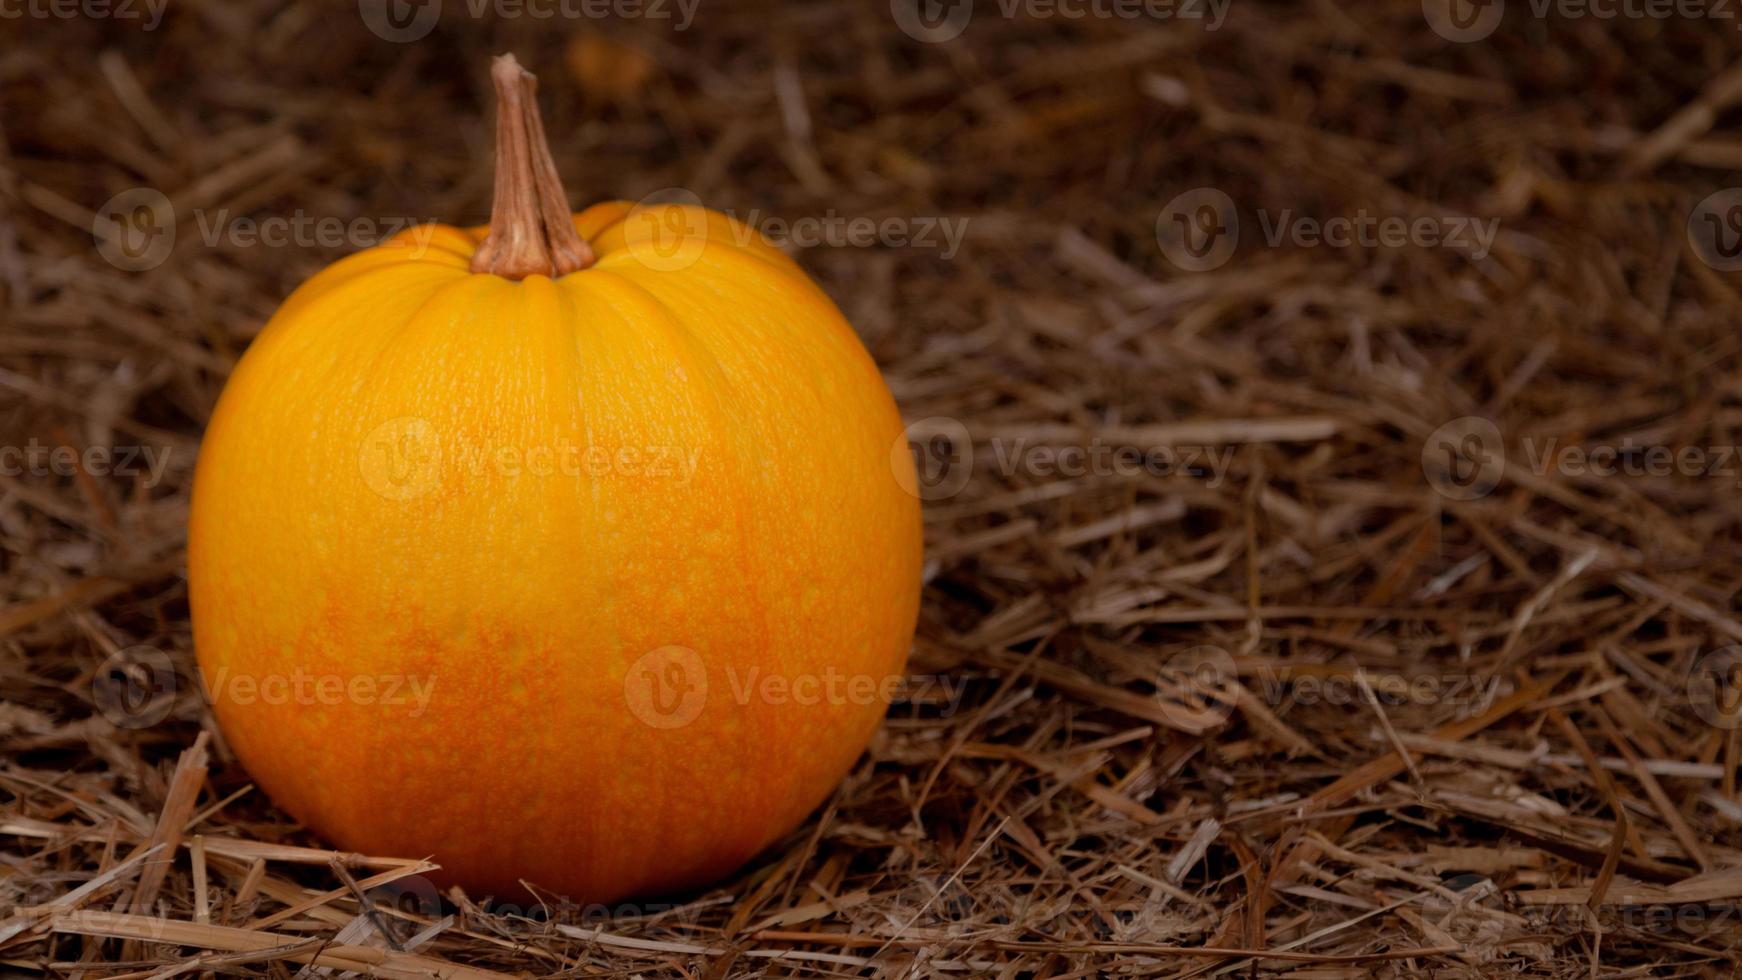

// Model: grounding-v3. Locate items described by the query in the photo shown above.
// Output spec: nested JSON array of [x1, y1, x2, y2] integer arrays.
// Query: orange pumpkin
[[189, 55, 922, 902]]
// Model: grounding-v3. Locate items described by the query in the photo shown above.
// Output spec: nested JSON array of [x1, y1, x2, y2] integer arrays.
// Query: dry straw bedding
[[4, 2, 1742, 976]]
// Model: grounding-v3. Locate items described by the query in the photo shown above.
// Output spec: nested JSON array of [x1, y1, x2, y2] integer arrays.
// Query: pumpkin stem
[[471, 54, 595, 279]]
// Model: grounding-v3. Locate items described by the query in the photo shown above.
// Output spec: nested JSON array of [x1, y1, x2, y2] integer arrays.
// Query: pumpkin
[[189, 54, 922, 902]]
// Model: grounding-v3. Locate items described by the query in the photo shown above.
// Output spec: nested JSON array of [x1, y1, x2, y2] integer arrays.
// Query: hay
[[4, 3, 1742, 976]]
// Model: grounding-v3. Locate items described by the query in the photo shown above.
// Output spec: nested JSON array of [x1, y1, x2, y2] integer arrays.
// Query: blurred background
[[5, 1, 1742, 975]]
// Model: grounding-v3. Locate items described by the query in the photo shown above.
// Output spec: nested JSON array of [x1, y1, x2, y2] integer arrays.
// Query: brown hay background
[[5, 1, 1742, 975]]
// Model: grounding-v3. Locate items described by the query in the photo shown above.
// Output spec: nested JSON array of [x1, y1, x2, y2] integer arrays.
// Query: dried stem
[[470, 54, 593, 279]]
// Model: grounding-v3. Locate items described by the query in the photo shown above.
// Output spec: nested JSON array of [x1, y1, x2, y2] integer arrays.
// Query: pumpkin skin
[[188, 201, 923, 902]]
